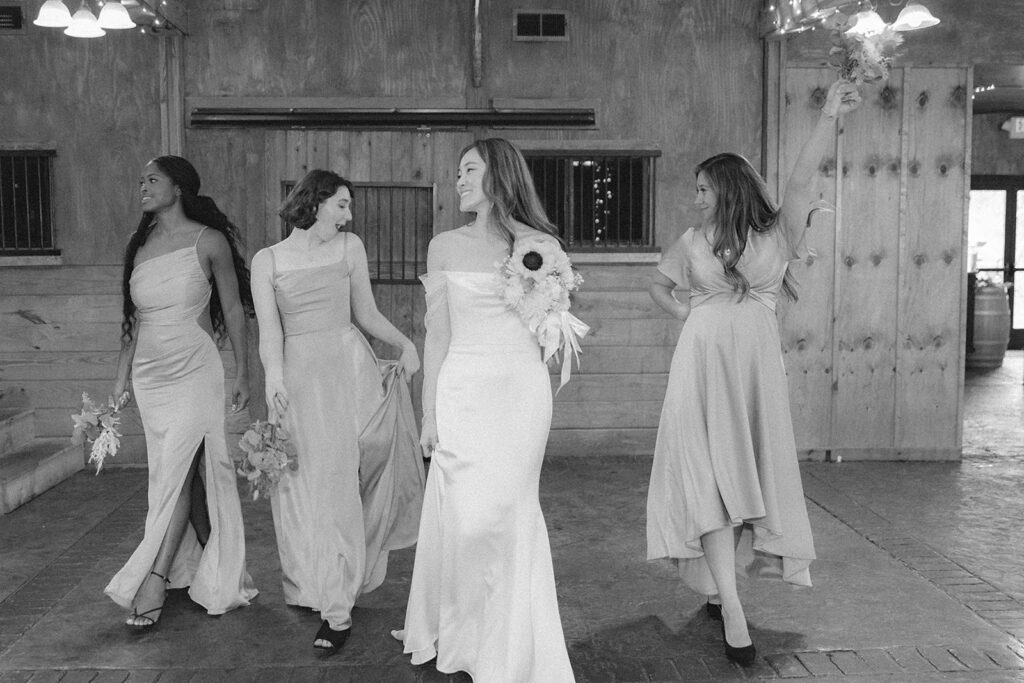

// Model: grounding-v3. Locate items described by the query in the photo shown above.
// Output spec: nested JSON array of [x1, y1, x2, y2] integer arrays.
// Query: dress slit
[[187, 439, 210, 548]]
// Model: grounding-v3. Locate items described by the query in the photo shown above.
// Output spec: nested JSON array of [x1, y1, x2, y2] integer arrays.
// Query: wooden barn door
[[778, 67, 969, 459], [263, 130, 473, 419]]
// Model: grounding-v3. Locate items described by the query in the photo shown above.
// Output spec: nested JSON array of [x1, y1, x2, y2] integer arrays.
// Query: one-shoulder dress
[[646, 227, 816, 592], [106, 229, 258, 614], [397, 271, 575, 683], [264, 249, 392, 631]]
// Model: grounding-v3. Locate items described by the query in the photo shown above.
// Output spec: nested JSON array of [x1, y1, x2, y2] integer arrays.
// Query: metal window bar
[[353, 183, 431, 284], [525, 152, 656, 249], [0, 150, 58, 255]]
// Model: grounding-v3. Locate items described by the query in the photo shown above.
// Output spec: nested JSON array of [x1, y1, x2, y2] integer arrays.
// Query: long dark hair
[[279, 169, 354, 231], [120, 155, 254, 344], [461, 138, 563, 252], [696, 152, 798, 301]]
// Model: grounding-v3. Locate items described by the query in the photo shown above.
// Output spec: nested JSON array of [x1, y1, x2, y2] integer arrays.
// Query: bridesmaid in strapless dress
[[393, 138, 576, 682], [250, 170, 420, 654], [106, 156, 258, 630]]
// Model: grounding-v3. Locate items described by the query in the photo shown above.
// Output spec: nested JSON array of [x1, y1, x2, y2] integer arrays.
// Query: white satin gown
[[397, 271, 575, 682]]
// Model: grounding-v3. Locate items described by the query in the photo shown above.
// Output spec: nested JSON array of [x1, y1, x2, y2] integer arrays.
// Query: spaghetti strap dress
[[262, 247, 389, 631], [106, 227, 258, 615], [646, 227, 816, 593], [397, 271, 575, 683]]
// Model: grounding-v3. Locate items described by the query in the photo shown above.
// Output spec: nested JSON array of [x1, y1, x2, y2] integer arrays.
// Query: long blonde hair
[[461, 138, 563, 252]]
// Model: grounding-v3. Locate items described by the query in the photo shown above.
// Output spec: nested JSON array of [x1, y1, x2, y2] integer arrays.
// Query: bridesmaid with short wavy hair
[[106, 155, 258, 630], [251, 169, 420, 654]]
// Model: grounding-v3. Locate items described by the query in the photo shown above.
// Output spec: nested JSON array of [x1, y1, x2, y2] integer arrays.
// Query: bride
[[393, 138, 576, 682]]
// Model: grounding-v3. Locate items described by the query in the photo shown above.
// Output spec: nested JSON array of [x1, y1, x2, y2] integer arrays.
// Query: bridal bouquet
[[827, 23, 903, 85], [497, 235, 590, 391], [235, 418, 297, 501], [71, 392, 124, 474]]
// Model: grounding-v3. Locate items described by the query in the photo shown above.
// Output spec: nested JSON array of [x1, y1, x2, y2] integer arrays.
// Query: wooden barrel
[[966, 283, 1011, 369]]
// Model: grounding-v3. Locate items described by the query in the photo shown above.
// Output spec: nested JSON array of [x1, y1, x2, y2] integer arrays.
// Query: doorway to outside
[[968, 175, 1023, 349]]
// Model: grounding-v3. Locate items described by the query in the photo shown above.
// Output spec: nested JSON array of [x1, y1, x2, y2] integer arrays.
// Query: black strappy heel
[[313, 619, 350, 653], [126, 570, 168, 632]]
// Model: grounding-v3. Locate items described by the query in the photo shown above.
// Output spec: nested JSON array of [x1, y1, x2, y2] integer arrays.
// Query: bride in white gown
[[393, 138, 576, 682]]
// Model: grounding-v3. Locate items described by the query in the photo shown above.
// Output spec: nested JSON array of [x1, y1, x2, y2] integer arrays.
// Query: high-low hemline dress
[[646, 227, 816, 594]]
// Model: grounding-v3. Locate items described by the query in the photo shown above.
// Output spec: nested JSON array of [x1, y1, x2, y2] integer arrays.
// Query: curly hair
[[120, 155, 254, 345], [460, 138, 563, 253], [278, 169, 355, 231], [696, 152, 798, 301]]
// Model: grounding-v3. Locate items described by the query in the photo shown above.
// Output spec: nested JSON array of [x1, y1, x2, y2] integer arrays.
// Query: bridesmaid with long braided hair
[[105, 155, 258, 630]]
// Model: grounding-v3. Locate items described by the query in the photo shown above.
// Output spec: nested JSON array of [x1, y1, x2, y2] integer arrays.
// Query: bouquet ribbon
[[538, 311, 590, 393]]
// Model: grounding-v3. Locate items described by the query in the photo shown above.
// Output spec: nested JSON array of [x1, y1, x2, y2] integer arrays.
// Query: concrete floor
[[0, 356, 1022, 682]]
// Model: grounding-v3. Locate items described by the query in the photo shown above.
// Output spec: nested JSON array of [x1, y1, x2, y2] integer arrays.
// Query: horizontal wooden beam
[[189, 108, 597, 130]]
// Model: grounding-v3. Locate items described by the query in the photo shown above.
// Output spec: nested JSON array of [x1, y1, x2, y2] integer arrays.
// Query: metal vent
[[0, 5, 24, 31], [513, 10, 568, 41]]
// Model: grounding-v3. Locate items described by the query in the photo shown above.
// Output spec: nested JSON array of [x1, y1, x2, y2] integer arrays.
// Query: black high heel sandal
[[720, 621, 756, 666], [126, 571, 168, 632], [313, 619, 350, 654], [705, 600, 723, 621]]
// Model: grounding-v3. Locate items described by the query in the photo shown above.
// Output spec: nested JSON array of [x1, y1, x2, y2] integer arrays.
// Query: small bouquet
[[827, 22, 904, 85], [497, 235, 590, 391], [71, 392, 124, 474], [234, 418, 297, 501]]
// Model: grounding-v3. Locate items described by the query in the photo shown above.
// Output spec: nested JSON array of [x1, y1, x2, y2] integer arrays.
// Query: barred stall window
[[281, 181, 432, 283], [0, 150, 58, 255], [525, 151, 658, 250]]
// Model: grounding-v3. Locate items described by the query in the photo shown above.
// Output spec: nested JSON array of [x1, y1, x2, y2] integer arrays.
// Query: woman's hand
[[419, 411, 437, 458], [231, 375, 251, 413], [399, 342, 421, 379], [112, 379, 131, 410], [264, 373, 289, 421], [822, 80, 862, 119]]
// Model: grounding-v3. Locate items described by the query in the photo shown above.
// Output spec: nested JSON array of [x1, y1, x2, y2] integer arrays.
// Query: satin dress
[[398, 271, 575, 683], [105, 228, 257, 614], [646, 227, 816, 593], [264, 250, 387, 631]]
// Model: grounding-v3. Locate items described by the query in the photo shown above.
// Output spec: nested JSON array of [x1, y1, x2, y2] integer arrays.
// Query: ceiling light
[[32, 0, 72, 27], [97, 1, 136, 29], [891, 2, 940, 31]]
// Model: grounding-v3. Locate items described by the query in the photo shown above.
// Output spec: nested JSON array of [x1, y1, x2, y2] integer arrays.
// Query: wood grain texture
[[830, 75, 904, 449], [778, 68, 838, 450], [895, 68, 968, 449]]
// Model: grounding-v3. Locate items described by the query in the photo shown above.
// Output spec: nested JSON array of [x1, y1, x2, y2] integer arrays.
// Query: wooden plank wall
[[0, 30, 164, 463], [779, 67, 968, 460]]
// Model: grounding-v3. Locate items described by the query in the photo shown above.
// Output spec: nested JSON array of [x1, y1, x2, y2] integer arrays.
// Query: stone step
[[0, 438, 84, 514], [0, 408, 36, 455]]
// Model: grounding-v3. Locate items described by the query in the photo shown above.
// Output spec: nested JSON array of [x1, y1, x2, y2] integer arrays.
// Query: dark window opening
[[0, 150, 58, 256], [513, 10, 568, 41], [525, 152, 658, 250]]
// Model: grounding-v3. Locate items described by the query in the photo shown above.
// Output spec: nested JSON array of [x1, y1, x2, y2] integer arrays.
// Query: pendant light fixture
[[891, 2, 940, 31], [64, 1, 105, 38], [97, 1, 136, 30], [844, 8, 886, 35], [32, 0, 72, 27]]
